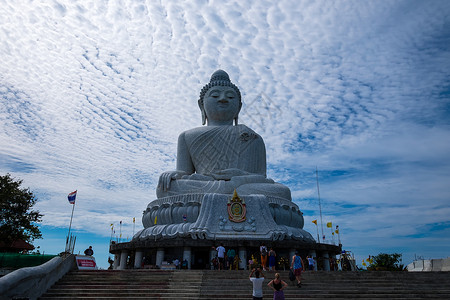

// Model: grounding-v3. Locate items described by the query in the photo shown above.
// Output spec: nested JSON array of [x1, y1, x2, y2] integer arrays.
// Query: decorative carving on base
[[133, 193, 314, 243]]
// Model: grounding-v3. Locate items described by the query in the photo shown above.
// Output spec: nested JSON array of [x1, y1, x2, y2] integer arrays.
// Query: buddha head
[[198, 70, 242, 125]]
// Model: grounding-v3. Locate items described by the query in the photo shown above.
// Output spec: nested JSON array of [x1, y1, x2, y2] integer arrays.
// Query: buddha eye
[[209, 91, 219, 98]]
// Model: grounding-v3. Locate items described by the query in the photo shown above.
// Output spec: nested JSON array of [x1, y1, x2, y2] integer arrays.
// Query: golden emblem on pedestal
[[227, 190, 246, 223]]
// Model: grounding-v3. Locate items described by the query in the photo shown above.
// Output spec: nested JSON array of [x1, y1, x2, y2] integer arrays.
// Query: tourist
[[84, 246, 93, 256], [307, 255, 315, 271], [249, 267, 265, 300], [260, 243, 268, 271], [211, 256, 218, 270], [216, 243, 226, 270], [227, 248, 236, 270], [173, 258, 180, 269], [291, 251, 305, 287], [211, 245, 218, 268], [267, 273, 288, 300], [249, 258, 254, 270], [233, 254, 241, 270], [268, 248, 277, 271], [181, 259, 188, 269]]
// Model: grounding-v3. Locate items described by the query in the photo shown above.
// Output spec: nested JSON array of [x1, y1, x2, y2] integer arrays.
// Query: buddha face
[[203, 86, 241, 124]]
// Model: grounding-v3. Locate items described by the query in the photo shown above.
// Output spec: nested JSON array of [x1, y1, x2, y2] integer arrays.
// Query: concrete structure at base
[[110, 70, 341, 269], [407, 258, 450, 272]]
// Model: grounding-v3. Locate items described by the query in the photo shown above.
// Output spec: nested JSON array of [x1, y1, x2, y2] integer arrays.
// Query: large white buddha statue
[[156, 70, 292, 201], [135, 70, 313, 242]]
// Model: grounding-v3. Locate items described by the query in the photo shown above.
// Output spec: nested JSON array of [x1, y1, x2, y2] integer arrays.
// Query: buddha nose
[[218, 92, 228, 102]]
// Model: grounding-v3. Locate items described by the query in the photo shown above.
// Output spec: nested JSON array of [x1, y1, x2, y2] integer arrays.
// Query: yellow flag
[[327, 222, 332, 228], [335, 229, 339, 234], [312, 220, 317, 225], [133, 217, 135, 223], [110, 223, 113, 228], [154, 216, 157, 225]]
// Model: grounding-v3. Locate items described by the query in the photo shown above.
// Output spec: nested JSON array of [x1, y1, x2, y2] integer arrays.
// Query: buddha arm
[[158, 133, 194, 191], [176, 131, 195, 174]]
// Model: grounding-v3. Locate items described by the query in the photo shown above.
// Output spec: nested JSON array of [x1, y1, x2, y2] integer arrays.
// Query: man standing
[[227, 248, 236, 270], [307, 255, 315, 271], [84, 246, 93, 256], [249, 267, 265, 300], [216, 243, 226, 270]]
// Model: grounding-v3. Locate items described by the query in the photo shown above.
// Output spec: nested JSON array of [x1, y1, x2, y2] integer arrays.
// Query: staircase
[[40, 269, 450, 299]]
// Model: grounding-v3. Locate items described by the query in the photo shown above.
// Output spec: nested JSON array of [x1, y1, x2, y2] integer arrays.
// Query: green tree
[[368, 253, 405, 271], [0, 174, 43, 247]]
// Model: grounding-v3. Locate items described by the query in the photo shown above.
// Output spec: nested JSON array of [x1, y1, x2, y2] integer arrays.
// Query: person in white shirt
[[249, 267, 265, 300], [260, 243, 268, 271], [307, 255, 315, 271], [216, 243, 226, 270]]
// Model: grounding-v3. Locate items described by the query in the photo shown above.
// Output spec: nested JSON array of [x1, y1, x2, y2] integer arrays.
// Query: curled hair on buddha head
[[198, 69, 242, 125]]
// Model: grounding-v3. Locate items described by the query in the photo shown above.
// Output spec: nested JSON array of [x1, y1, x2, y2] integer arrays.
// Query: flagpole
[[331, 227, 335, 244], [336, 226, 342, 246], [110, 224, 114, 244], [119, 221, 122, 243], [316, 167, 324, 243], [316, 225, 320, 243], [67, 200, 76, 241]]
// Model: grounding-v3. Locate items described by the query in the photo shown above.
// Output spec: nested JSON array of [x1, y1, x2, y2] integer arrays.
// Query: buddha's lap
[[156, 179, 291, 201]]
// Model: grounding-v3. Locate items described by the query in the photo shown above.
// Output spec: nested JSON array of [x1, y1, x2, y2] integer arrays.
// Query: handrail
[[0, 254, 76, 300]]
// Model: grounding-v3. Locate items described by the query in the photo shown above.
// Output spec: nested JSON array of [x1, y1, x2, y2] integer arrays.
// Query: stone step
[[40, 270, 450, 300]]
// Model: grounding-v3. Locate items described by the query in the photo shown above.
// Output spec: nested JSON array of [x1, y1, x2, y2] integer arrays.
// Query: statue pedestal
[[111, 192, 341, 270], [133, 193, 314, 243]]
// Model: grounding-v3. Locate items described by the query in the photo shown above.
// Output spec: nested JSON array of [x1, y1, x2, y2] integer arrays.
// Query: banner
[[75, 255, 98, 270]]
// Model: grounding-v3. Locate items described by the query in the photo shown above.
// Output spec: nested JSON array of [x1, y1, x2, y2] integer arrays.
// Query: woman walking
[[291, 251, 305, 287], [268, 248, 277, 271], [267, 273, 288, 300]]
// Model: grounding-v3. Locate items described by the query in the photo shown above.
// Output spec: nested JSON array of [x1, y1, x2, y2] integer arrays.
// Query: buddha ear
[[202, 110, 207, 125], [234, 101, 242, 125], [198, 99, 207, 125]]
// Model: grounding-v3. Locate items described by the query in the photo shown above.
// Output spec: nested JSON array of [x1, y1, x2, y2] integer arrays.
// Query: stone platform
[[135, 193, 313, 242], [110, 192, 338, 270]]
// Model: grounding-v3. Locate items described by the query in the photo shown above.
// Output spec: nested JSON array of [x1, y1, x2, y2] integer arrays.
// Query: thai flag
[[68, 190, 77, 204]]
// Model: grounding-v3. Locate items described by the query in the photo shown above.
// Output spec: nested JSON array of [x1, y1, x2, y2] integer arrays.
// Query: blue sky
[[1, 0, 449, 269]]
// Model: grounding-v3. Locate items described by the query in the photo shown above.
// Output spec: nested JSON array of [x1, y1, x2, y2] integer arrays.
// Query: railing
[[0, 254, 76, 300]]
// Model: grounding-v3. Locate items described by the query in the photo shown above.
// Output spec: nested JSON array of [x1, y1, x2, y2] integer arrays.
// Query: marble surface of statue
[[156, 69, 291, 201]]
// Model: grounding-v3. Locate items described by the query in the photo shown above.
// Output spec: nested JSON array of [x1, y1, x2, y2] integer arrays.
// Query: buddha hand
[[158, 171, 188, 191]]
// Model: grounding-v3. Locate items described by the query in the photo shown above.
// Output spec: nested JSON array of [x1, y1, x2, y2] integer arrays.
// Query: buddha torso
[[182, 124, 266, 176]]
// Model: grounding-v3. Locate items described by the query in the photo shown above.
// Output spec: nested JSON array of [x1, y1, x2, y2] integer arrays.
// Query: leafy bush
[[367, 253, 405, 271]]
